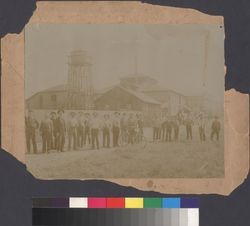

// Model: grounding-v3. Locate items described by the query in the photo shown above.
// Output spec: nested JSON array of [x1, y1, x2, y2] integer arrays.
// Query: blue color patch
[[162, 198, 181, 208]]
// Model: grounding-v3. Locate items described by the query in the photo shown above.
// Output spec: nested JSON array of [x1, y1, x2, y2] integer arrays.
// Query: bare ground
[[26, 138, 224, 179]]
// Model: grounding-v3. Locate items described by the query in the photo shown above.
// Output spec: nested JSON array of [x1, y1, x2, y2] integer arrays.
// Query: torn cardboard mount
[[1, 2, 249, 195]]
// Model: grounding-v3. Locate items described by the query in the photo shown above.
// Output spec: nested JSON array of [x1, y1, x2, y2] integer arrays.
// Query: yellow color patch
[[125, 198, 144, 208]]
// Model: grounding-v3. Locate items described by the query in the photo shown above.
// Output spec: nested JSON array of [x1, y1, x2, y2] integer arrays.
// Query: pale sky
[[25, 24, 224, 102]]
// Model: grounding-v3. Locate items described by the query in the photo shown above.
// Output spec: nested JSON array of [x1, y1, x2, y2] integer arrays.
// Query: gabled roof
[[96, 85, 161, 105], [95, 85, 116, 94], [43, 84, 68, 92], [142, 85, 185, 96], [119, 86, 160, 105], [26, 84, 67, 101]]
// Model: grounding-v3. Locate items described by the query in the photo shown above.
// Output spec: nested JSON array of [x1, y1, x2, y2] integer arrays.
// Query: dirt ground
[[26, 127, 224, 179]]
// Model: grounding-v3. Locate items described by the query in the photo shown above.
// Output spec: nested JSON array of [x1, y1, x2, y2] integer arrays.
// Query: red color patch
[[107, 198, 125, 208]]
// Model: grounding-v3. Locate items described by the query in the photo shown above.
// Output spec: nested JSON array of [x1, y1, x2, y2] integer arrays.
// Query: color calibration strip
[[32, 197, 199, 208], [32, 198, 199, 226]]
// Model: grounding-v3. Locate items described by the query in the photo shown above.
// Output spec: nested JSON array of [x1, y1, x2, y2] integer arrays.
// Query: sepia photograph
[[24, 24, 224, 179]]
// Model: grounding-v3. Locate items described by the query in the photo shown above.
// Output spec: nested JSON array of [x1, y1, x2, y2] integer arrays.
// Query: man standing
[[153, 114, 161, 141], [166, 115, 172, 142], [67, 112, 78, 151], [76, 112, 84, 148], [198, 114, 206, 141], [50, 112, 57, 150], [120, 112, 128, 145], [136, 113, 143, 143], [161, 114, 167, 141], [84, 113, 91, 146], [25, 110, 39, 154], [40, 112, 53, 153], [56, 110, 66, 152], [90, 112, 100, 149], [185, 113, 193, 140], [127, 113, 137, 144], [172, 116, 179, 141], [112, 112, 121, 147], [102, 114, 112, 148], [210, 116, 221, 141]]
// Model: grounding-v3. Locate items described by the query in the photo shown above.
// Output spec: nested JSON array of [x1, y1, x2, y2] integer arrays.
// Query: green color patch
[[143, 198, 162, 208]]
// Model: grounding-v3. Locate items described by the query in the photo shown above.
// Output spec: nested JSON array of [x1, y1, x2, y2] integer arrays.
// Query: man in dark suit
[[40, 113, 53, 154], [102, 114, 112, 148], [25, 110, 39, 154], [112, 112, 121, 147], [90, 112, 100, 149], [55, 110, 66, 152]]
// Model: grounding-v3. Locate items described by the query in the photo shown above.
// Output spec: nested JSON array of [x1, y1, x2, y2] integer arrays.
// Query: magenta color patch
[[88, 198, 106, 208]]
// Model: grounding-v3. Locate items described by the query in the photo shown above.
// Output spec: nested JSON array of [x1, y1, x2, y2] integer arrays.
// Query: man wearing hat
[[56, 110, 66, 152], [25, 110, 39, 154], [127, 113, 137, 144], [136, 113, 143, 143], [165, 114, 172, 142], [172, 115, 179, 141], [120, 112, 128, 145], [198, 114, 206, 141], [90, 112, 100, 149], [67, 111, 78, 151], [84, 113, 91, 146], [40, 112, 53, 153], [112, 112, 121, 147], [102, 113, 112, 148], [185, 113, 193, 140], [152, 114, 161, 141], [50, 111, 57, 150], [76, 112, 84, 148], [210, 116, 221, 141]]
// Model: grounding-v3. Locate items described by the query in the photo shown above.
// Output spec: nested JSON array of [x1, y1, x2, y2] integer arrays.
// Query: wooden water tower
[[67, 50, 94, 109]]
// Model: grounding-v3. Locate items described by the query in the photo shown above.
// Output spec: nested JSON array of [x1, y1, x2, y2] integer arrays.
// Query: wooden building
[[26, 75, 208, 117], [94, 85, 161, 114], [26, 85, 68, 110]]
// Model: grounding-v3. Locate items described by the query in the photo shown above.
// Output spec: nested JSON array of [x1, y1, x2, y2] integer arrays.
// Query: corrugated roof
[[118, 86, 161, 105]]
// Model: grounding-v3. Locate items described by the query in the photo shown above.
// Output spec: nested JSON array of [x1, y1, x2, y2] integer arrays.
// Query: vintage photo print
[[24, 24, 224, 179]]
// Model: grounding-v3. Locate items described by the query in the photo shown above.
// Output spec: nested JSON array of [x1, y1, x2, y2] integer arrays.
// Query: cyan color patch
[[162, 198, 181, 208]]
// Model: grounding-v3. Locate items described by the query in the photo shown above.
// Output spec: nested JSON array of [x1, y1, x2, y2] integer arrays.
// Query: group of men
[[25, 109, 221, 154], [25, 110, 143, 154], [152, 112, 221, 142]]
